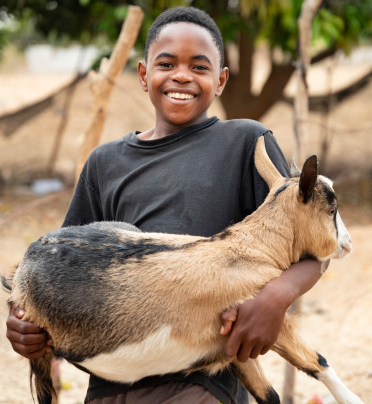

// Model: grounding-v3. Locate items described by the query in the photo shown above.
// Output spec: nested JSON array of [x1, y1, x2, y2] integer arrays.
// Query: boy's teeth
[[167, 92, 194, 100]]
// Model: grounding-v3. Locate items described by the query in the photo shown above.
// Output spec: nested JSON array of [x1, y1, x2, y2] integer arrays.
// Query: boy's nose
[[171, 67, 193, 83]]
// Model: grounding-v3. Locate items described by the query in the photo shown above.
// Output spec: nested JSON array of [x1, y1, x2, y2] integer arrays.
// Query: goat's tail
[[3, 274, 54, 404], [1, 274, 12, 292], [30, 353, 55, 404]]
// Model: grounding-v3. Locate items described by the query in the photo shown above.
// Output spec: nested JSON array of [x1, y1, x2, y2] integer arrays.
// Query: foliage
[[0, 9, 12, 61], [316, 0, 372, 52], [0, 28, 8, 62], [1, 0, 371, 118], [1, 1, 370, 52]]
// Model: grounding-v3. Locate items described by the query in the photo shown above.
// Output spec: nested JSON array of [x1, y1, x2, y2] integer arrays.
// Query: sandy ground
[[0, 65, 371, 403]]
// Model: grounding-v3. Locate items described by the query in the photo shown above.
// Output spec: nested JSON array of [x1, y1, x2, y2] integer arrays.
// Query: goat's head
[[254, 137, 352, 263]]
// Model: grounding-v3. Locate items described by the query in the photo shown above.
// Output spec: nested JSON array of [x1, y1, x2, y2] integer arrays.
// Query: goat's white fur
[[318, 175, 352, 262], [79, 325, 207, 382], [318, 367, 365, 404]]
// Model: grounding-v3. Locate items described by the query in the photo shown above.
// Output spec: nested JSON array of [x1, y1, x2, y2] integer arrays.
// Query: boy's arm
[[6, 161, 100, 359], [220, 131, 321, 361], [221, 259, 328, 361]]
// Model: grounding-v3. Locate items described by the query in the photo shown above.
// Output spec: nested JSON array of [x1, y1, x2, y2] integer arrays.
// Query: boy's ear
[[215, 67, 229, 97], [138, 61, 148, 92]]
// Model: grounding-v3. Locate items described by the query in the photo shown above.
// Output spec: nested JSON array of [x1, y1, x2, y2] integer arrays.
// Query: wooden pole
[[281, 299, 302, 404], [75, 6, 144, 182], [46, 74, 82, 177], [293, 0, 323, 166], [284, 1, 323, 403]]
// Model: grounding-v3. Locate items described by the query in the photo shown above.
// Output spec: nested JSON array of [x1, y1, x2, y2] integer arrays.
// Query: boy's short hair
[[145, 6, 224, 68]]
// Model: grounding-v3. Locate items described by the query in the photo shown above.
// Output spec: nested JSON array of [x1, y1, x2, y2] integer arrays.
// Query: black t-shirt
[[63, 117, 290, 404]]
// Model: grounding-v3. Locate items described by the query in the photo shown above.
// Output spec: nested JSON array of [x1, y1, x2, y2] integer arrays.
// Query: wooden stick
[[284, 1, 323, 403], [75, 6, 144, 182], [293, 0, 323, 166], [46, 74, 82, 177], [281, 298, 302, 404]]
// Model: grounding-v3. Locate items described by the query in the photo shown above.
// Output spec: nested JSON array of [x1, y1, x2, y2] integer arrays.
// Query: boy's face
[[138, 22, 228, 134]]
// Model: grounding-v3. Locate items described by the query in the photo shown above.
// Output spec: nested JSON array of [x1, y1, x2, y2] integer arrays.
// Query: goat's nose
[[341, 233, 352, 254], [342, 242, 352, 254], [345, 231, 352, 245]]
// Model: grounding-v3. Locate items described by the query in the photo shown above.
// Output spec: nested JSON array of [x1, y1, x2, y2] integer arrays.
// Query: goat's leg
[[272, 317, 365, 404], [232, 358, 280, 404]]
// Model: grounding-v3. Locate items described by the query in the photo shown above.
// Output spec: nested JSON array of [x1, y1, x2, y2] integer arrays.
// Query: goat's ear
[[299, 155, 318, 203]]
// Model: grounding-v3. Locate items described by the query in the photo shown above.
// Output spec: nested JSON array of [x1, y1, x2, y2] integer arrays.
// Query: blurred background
[[0, 1, 371, 403]]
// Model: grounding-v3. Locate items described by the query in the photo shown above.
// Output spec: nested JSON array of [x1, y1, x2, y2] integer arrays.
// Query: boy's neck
[[137, 114, 211, 141]]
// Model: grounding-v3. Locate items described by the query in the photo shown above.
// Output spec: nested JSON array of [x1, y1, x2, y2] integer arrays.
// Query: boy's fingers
[[6, 327, 52, 359], [234, 338, 264, 362], [220, 321, 233, 335], [11, 304, 25, 318], [236, 341, 270, 362], [220, 306, 238, 335], [7, 308, 44, 334], [6, 307, 52, 360], [6, 328, 50, 346], [11, 341, 51, 359], [236, 346, 252, 362], [224, 326, 267, 361], [221, 306, 238, 322], [260, 345, 271, 356], [224, 330, 242, 358]]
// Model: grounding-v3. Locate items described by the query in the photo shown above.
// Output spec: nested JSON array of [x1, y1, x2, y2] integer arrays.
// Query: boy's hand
[[220, 259, 325, 362], [6, 305, 53, 359], [221, 290, 287, 361]]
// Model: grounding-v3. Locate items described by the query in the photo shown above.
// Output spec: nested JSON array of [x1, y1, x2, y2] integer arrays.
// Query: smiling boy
[[137, 19, 227, 139], [6, 6, 324, 404]]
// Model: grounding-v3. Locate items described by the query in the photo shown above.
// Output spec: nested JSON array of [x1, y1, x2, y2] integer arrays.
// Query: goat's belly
[[77, 326, 208, 383]]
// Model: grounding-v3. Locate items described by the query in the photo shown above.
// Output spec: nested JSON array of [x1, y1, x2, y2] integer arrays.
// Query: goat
[[2, 136, 364, 404]]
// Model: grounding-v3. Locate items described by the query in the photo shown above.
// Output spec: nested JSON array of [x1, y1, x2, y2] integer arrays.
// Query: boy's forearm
[[261, 259, 326, 309], [221, 259, 327, 358]]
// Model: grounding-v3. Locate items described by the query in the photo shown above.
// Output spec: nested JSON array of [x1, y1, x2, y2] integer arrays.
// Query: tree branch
[[75, 6, 144, 182]]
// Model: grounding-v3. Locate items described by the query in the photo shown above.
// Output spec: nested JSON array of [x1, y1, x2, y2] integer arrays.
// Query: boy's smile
[[166, 92, 194, 100], [138, 22, 229, 140]]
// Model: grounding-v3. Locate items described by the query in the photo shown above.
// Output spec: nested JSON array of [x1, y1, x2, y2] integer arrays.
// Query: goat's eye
[[329, 208, 337, 216]]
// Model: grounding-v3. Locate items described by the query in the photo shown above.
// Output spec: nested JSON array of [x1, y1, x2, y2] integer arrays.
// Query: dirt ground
[[0, 67, 372, 404]]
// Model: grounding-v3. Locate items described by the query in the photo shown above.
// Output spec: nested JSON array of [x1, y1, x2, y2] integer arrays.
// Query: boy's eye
[[193, 65, 208, 71], [159, 62, 173, 68]]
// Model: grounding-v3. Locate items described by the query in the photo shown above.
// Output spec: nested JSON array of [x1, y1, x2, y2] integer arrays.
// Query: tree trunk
[[219, 28, 335, 121], [220, 33, 295, 120], [220, 32, 254, 119]]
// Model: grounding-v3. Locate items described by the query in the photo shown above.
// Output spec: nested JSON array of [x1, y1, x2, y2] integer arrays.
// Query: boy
[[6, 6, 324, 404]]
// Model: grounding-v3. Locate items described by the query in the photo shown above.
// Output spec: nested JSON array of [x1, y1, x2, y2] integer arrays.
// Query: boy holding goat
[[6, 6, 328, 404]]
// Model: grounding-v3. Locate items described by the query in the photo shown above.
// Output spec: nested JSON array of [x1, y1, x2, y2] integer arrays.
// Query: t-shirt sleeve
[[62, 154, 103, 227], [253, 131, 290, 208]]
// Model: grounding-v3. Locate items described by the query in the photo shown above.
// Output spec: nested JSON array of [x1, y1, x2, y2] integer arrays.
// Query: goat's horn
[[290, 158, 301, 177], [254, 136, 283, 189]]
